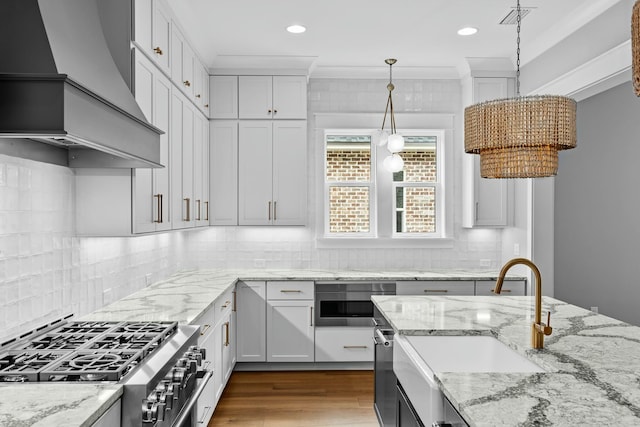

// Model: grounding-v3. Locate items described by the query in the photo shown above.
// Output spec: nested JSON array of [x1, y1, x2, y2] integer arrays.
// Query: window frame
[[322, 128, 446, 240]]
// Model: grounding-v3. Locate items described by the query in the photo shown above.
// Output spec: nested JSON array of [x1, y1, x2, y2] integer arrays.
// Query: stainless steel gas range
[[0, 318, 212, 427]]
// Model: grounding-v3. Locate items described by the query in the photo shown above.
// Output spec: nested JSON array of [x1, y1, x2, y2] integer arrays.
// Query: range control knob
[[155, 402, 166, 421]]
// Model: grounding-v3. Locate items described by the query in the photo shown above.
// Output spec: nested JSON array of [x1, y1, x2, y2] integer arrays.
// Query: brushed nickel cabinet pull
[[273, 201, 277, 221], [268, 201, 272, 220], [280, 290, 302, 293], [343, 345, 368, 349], [204, 201, 209, 221], [184, 198, 191, 221], [153, 46, 163, 55], [424, 289, 449, 293], [310, 306, 313, 327], [224, 322, 230, 346], [196, 199, 201, 221]]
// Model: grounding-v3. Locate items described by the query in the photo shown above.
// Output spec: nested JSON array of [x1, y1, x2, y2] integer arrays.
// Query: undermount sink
[[393, 334, 544, 426], [404, 335, 544, 374]]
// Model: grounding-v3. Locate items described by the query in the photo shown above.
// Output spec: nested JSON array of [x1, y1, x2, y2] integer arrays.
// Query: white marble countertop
[[0, 384, 122, 427], [1, 268, 522, 427], [81, 268, 523, 324], [372, 295, 640, 426]]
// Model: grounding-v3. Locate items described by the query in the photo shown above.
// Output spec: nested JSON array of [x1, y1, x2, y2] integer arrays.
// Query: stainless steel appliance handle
[[375, 328, 393, 347], [171, 370, 213, 427]]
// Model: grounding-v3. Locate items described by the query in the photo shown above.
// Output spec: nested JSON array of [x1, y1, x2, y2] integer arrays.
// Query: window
[[323, 130, 445, 239]]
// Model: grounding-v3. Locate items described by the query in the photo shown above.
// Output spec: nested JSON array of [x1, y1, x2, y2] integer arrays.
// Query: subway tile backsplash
[[0, 78, 502, 342]]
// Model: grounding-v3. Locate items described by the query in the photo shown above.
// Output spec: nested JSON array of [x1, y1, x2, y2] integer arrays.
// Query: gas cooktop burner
[[0, 321, 178, 382]]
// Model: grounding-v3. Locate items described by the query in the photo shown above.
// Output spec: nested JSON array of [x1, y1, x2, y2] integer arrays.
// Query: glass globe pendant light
[[379, 59, 405, 171]]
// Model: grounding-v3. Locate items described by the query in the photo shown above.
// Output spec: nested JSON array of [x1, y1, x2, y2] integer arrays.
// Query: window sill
[[315, 237, 455, 249]]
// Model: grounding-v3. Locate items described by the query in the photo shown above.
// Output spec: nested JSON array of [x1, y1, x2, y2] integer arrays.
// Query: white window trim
[[314, 113, 454, 249]]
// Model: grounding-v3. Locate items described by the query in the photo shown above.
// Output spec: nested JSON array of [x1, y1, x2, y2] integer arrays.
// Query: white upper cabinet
[[171, 25, 195, 96], [210, 76, 238, 119], [132, 0, 171, 75], [238, 121, 307, 226], [133, 50, 172, 233], [462, 76, 514, 228], [238, 76, 307, 119], [210, 120, 238, 225]]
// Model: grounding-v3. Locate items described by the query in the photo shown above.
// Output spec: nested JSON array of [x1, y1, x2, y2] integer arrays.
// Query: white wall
[[0, 154, 189, 342], [555, 81, 640, 325]]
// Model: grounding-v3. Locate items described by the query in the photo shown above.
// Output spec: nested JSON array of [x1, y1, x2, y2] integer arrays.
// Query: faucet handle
[[542, 311, 553, 335]]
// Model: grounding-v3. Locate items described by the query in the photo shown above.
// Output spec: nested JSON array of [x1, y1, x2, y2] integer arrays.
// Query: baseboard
[[233, 361, 374, 371]]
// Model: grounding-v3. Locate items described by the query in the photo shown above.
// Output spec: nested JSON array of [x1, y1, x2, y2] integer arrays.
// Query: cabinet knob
[[153, 46, 163, 55], [184, 80, 191, 87], [204, 104, 209, 108], [267, 109, 272, 113], [196, 94, 201, 98], [273, 109, 277, 114]]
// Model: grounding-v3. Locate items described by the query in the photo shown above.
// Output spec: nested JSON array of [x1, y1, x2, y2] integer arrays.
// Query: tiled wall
[[0, 154, 188, 342], [0, 77, 504, 341]]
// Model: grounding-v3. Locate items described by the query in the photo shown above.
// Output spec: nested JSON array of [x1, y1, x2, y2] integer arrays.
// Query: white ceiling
[[167, 0, 622, 77]]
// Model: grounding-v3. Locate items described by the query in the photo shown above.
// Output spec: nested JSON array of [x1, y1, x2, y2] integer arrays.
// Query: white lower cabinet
[[266, 281, 314, 362], [475, 280, 526, 296], [396, 281, 475, 296], [236, 281, 267, 362], [315, 327, 373, 362]]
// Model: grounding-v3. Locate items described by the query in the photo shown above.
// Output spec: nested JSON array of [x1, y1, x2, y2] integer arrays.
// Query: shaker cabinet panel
[[210, 76, 238, 119], [238, 121, 274, 225], [236, 281, 266, 362], [272, 122, 307, 225], [210, 121, 238, 225], [151, 0, 172, 74], [272, 76, 307, 119], [238, 76, 306, 119], [238, 76, 273, 119], [266, 300, 315, 362]]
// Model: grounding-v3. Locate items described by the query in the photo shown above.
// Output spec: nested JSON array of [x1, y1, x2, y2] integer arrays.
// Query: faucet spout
[[494, 257, 552, 349]]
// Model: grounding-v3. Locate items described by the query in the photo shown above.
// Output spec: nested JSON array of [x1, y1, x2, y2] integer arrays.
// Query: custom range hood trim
[[0, 0, 163, 168]]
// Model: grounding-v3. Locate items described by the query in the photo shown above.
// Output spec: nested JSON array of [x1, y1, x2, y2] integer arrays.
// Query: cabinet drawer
[[267, 281, 314, 300], [315, 327, 373, 362], [191, 303, 216, 338], [395, 281, 474, 296], [214, 287, 235, 317], [475, 280, 526, 296]]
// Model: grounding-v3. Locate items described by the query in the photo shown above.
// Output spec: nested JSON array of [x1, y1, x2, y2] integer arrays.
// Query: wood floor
[[208, 370, 379, 426]]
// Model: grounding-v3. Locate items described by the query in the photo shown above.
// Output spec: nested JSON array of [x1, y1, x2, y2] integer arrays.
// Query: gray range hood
[[0, 0, 163, 168]]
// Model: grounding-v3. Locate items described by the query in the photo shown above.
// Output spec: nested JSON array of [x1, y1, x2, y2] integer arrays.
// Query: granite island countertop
[[0, 268, 523, 427], [372, 295, 640, 426]]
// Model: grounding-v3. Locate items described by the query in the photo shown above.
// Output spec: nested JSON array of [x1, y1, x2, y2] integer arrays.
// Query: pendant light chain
[[516, 0, 521, 97]]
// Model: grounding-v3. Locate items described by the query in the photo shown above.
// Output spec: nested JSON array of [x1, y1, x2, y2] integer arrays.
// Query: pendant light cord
[[381, 59, 397, 134], [516, 0, 521, 97]]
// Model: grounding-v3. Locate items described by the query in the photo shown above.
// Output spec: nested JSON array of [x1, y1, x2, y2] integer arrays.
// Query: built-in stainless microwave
[[314, 282, 396, 327]]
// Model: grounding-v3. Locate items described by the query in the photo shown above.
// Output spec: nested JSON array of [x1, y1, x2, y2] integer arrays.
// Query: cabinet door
[[152, 0, 171, 74], [210, 120, 238, 225], [170, 24, 184, 88], [238, 121, 273, 225], [236, 281, 266, 362], [210, 76, 238, 119], [395, 281, 474, 296], [475, 280, 526, 296], [182, 43, 195, 97], [201, 67, 210, 116], [220, 310, 234, 385], [171, 90, 195, 229], [272, 121, 307, 225], [133, 0, 152, 54], [201, 118, 210, 224], [238, 76, 273, 119], [193, 113, 204, 226], [272, 76, 307, 119], [266, 300, 314, 362], [463, 77, 512, 228], [181, 103, 195, 228], [133, 51, 171, 233]]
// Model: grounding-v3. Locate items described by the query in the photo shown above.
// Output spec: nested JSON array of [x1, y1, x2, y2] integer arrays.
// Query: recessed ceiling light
[[457, 27, 478, 36], [286, 24, 306, 34]]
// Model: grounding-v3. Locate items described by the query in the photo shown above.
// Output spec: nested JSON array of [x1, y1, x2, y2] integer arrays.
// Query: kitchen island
[[372, 294, 640, 426]]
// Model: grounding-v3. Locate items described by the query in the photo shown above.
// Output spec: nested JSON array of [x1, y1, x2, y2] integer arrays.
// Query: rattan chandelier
[[633, 0, 640, 95], [464, 0, 576, 178]]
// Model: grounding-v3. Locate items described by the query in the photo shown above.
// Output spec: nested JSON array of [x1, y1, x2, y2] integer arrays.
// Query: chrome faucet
[[494, 257, 552, 349]]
